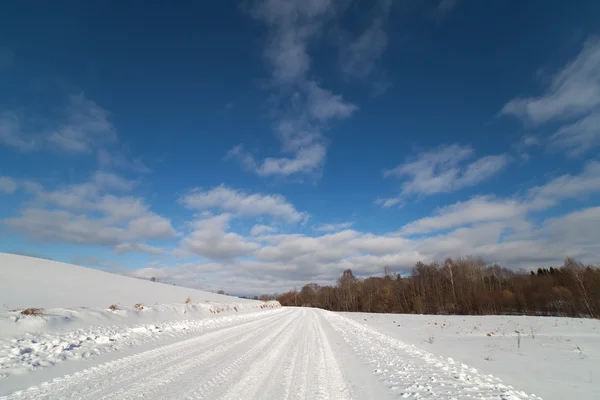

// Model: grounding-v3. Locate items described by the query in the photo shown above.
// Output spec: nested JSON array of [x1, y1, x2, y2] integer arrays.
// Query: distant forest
[[277, 257, 600, 318]]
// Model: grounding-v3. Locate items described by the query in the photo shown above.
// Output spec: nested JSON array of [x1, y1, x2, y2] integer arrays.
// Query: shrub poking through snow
[[185, 297, 192, 304], [133, 303, 145, 311], [21, 308, 43, 316], [108, 304, 118, 311]]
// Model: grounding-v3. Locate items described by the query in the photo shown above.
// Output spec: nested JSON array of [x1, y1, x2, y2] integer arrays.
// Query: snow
[[343, 312, 600, 400], [1, 307, 553, 399], [0, 253, 253, 310], [1, 253, 598, 399], [0, 253, 279, 384]]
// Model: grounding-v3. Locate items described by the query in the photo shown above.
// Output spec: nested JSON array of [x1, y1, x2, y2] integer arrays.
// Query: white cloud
[[401, 196, 524, 235], [0, 176, 16, 194], [93, 171, 135, 191], [251, 0, 335, 85], [399, 161, 600, 235], [229, 0, 359, 178], [14, 160, 590, 295], [97, 149, 151, 173], [3, 172, 175, 246], [315, 222, 354, 232], [383, 144, 510, 198], [502, 37, 600, 155], [181, 214, 260, 261], [544, 206, 600, 249], [549, 109, 600, 156], [127, 214, 177, 240], [156, 161, 600, 291], [126, 201, 600, 294], [182, 185, 305, 223], [339, 0, 391, 79], [374, 197, 403, 209], [250, 224, 277, 235], [305, 81, 358, 120], [1, 93, 116, 154], [460, 155, 512, 186], [502, 37, 600, 125], [256, 144, 327, 176], [47, 93, 116, 153], [526, 161, 600, 210], [113, 243, 164, 256], [5, 208, 127, 246], [0, 111, 38, 151]]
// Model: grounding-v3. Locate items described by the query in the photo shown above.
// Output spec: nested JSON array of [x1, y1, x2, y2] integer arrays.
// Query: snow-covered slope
[[0, 253, 252, 310]]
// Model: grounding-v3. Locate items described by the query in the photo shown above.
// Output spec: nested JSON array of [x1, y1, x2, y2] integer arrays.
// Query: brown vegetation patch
[[21, 308, 43, 316]]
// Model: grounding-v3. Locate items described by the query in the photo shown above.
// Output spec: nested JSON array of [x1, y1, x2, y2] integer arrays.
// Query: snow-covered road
[[1, 308, 540, 400]]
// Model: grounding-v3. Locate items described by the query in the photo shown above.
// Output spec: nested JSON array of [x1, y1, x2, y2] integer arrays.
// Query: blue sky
[[1, 0, 600, 295]]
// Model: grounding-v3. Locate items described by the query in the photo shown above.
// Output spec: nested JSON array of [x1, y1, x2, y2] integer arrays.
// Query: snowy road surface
[[1, 308, 540, 400]]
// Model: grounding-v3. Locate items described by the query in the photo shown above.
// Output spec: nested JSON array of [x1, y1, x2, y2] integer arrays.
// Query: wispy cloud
[[401, 196, 524, 235], [339, 0, 392, 80], [0, 93, 116, 153], [1, 92, 148, 174], [434, 0, 459, 22], [374, 197, 403, 209], [47, 93, 116, 153], [0, 111, 38, 151], [181, 184, 306, 223], [315, 222, 355, 232], [502, 37, 600, 155], [382, 144, 510, 200], [228, 0, 358, 178], [97, 149, 152, 173], [0, 176, 17, 194], [526, 160, 600, 210]]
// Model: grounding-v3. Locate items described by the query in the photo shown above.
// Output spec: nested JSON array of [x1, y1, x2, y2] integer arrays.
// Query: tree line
[[277, 257, 600, 318]]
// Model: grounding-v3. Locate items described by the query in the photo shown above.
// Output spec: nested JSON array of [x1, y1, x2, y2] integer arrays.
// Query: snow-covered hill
[[0, 253, 253, 310]]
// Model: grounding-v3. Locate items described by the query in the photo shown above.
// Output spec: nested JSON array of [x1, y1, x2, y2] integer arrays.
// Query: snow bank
[[0, 308, 284, 380]]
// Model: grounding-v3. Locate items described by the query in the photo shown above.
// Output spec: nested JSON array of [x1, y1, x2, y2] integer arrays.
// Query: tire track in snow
[[218, 308, 351, 400], [1, 308, 536, 400], [1, 309, 293, 400]]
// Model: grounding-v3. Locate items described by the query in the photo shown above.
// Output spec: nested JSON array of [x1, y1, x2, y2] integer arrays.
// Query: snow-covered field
[[344, 312, 600, 400], [1, 253, 598, 399]]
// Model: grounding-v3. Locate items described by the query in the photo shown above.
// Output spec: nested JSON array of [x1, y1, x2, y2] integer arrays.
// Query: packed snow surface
[[1, 254, 598, 399]]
